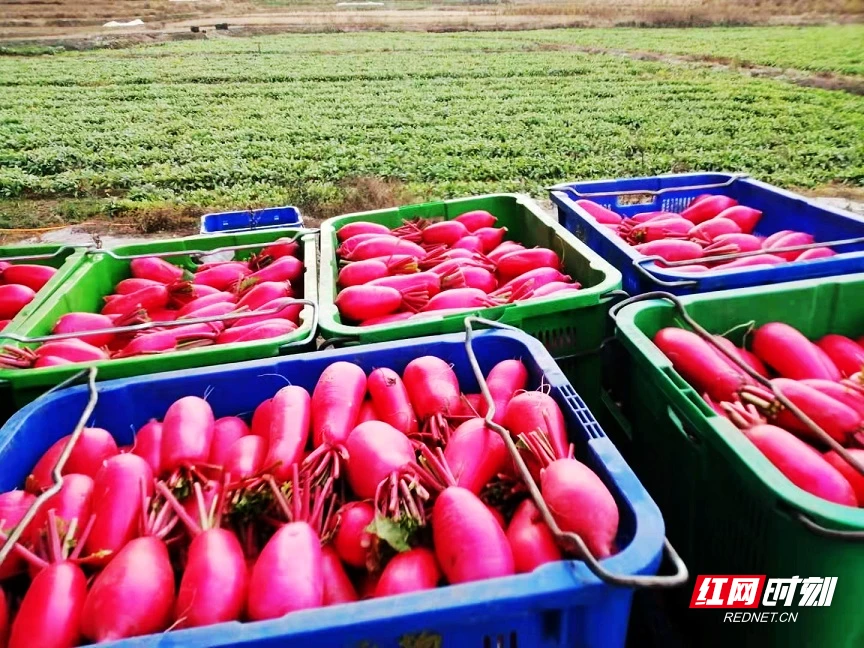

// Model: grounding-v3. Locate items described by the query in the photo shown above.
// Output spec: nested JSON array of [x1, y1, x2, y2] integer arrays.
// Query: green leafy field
[[1, 28, 862, 227]]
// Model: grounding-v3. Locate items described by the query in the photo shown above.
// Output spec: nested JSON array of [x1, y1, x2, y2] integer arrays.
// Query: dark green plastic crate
[[319, 194, 622, 378], [1, 243, 85, 330], [0, 230, 318, 422], [610, 275, 864, 648]]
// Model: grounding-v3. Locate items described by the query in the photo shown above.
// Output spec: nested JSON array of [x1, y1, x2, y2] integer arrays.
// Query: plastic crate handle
[[0, 367, 99, 570], [463, 315, 689, 589], [551, 173, 747, 202]]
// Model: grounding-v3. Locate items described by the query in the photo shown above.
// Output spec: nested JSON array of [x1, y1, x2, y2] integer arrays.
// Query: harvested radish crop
[[0, 355, 618, 644], [0, 237, 308, 369], [577, 195, 838, 274], [332, 211, 579, 325], [0, 262, 58, 322], [652, 320, 864, 509]]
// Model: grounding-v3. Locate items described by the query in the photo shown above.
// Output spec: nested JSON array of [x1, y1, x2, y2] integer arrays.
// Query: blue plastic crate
[[549, 172, 864, 296], [200, 205, 303, 234], [0, 329, 667, 648]]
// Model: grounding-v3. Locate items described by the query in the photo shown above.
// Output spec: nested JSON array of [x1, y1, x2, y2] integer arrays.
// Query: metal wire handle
[[609, 291, 864, 538], [462, 316, 689, 588], [0, 366, 99, 568], [553, 173, 747, 200], [82, 228, 319, 262], [0, 299, 316, 344]]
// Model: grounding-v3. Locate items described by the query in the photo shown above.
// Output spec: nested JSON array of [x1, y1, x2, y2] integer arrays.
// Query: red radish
[[369, 271, 441, 297], [332, 501, 375, 568], [0, 588, 7, 648], [0, 319, 8, 331], [574, 200, 622, 225], [80, 536, 175, 641], [458, 393, 485, 418], [160, 396, 215, 475], [312, 362, 367, 448], [504, 391, 569, 463], [455, 209, 497, 231], [131, 419, 162, 476], [266, 385, 311, 480], [801, 379, 864, 418], [216, 319, 297, 344], [27, 427, 118, 493], [483, 359, 528, 424], [618, 211, 673, 228], [244, 255, 303, 286], [742, 424, 856, 506], [421, 288, 497, 312], [40, 474, 94, 543], [345, 421, 417, 500], [225, 435, 267, 479], [403, 356, 461, 442], [797, 247, 835, 261], [715, 206, 762, 233], [34, 339, 108, 364], [452, 235, 484, 252], [428, 257, 494, 277], [346, 237, 426, 262], [231, 297, 303, 327], [496, 248, 560, 283], [742, 379, 860, 445], [251, 399, 272, 438], [507, 498, 562, 574], [180, 283, 221, 302], [321, 545, 359, 605], [259, 238, 300, 261], [444, 418, 508, 495], [761, 230, 793, 247], [474, 227, 508, 254], [9, 562, 87, 648], [634, 240, 703, 262], [0, 284, 35, 320], [111, 325, 215, 358], [422, 220, 469, 247], [627, 217, 692, 244], [528, 282, 582, 298], [337, 221, 391, 242], [704, 233, 763, 255], [438, 267, 494, 293], [180, 301, 236, 321], [688, 217, 741, 243], [680, 195, 738, 224], [336, 285, 421, 321], [1, 265, 56, 292], [824, 449, 864, 504], [357, 400, 378, 424], [51, 312, 117, 348], [712, 336, 768, 378], [130, 257, 185, 284], [101, 284, 173, 317], [32, 355, 72, 368], [375, 548, 441, 597], [487, 241, 524, 263], [339, 233, 397, 258], [235, 281, 292, 311], [817, 334, 864, 378], [0, 491, 39, 580], [486, 504, 506, 529], [84, 454, 153, 558], [753, 322, 841, 381], [653, 328, 748, 403], [431, 483, 514, 583], [207, 417, 249, 466], [175, 292, 236, 318], [765, 232, 815, 261], [146, 308, 178, 323], [714, 254, 786, 270], [338, 256, 417, 288], [367, 367, 418, 436], [114, 278, 161, 295], [360, 312, 414, 327], [492, 267, 570, 299]]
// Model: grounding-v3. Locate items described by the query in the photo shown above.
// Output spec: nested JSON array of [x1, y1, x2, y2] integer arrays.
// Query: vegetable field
[[0, 26, 863, 230]]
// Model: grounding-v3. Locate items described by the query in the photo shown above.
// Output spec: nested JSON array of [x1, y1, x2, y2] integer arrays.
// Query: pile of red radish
[[576, 195, 836, 271], [0, 263, 57, 332], [654, 322, 864, 508], [0, 238, 305, 369], [0, 356, 620, 647], [333, 210, 582, 326]]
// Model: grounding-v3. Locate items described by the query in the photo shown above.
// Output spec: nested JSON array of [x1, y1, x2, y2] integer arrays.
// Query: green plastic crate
[[319, 194, 622, 366], [1, 244, 85, 330], [610, 275, 864, 648], [0, 230, 318, 422]]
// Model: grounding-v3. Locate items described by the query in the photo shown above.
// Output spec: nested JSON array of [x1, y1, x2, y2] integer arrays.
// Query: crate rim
[[0, 327, 666, 647], [613, 275, 864, 532], [318, 192, 623, 339]]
